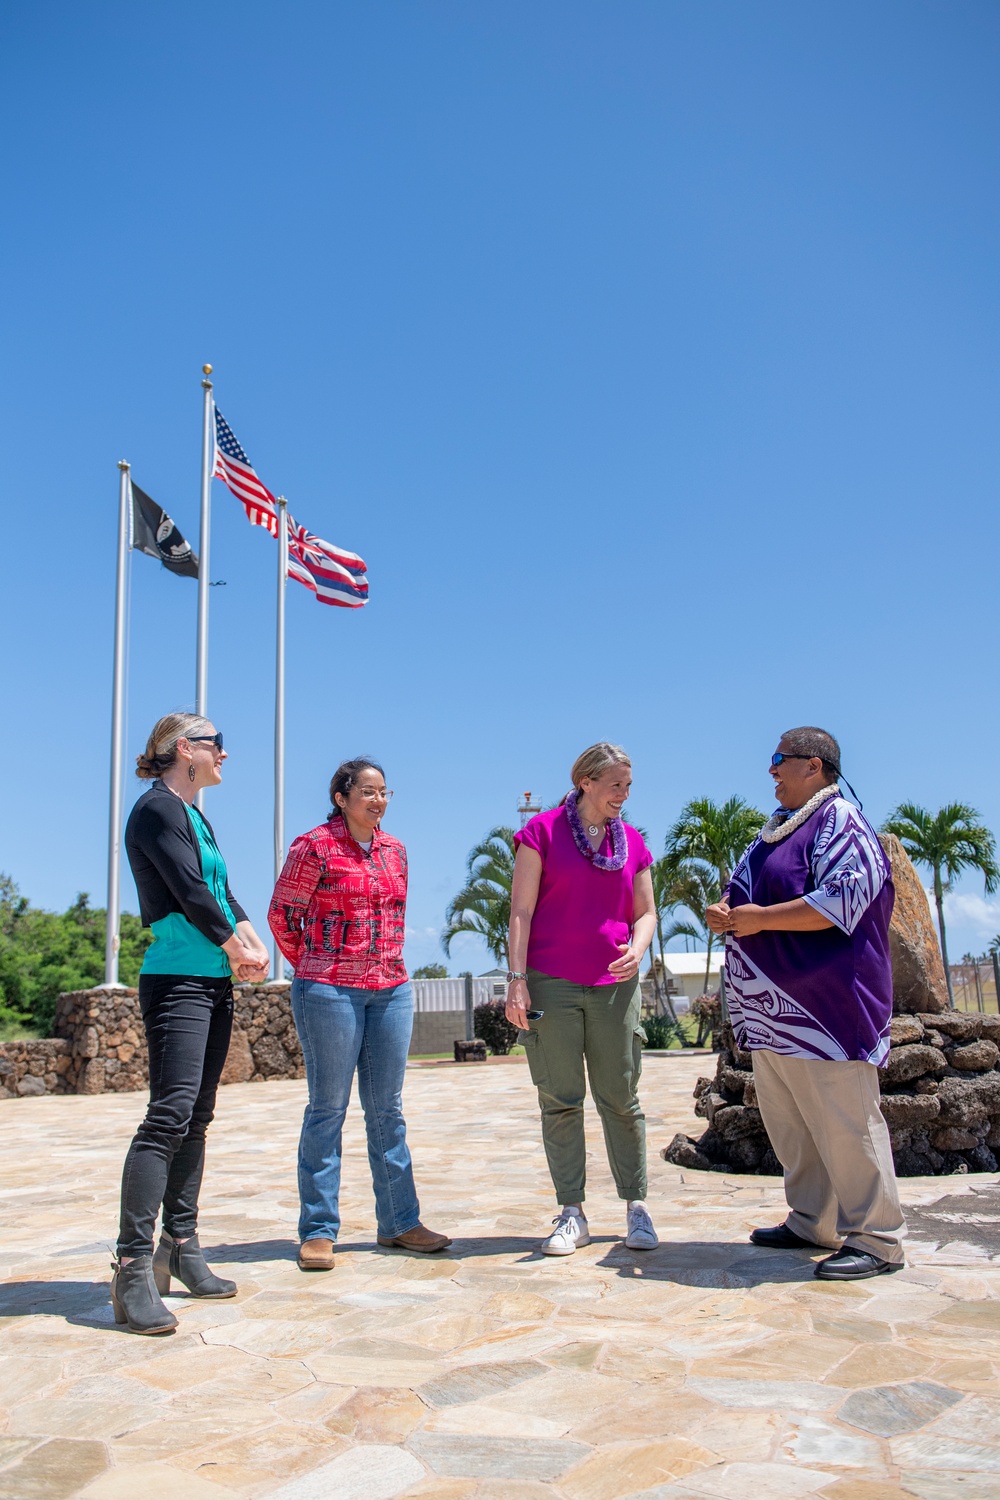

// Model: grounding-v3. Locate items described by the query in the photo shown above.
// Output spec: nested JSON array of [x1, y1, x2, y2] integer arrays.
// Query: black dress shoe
[[815, 1248, 902, 1281], [749, 1223, 816, 1249]]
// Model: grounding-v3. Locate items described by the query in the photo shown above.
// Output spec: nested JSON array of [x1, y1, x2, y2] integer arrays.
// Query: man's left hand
[[727, 904, 768, 937]]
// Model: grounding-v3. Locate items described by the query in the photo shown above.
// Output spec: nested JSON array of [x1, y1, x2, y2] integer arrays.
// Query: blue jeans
[[291, 978, 420, 1243]]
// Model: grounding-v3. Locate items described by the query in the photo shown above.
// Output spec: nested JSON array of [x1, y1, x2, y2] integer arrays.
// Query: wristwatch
[[506, 970, 527, 984]]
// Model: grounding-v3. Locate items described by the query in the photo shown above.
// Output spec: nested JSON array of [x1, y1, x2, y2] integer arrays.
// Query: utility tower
[[518, 791, 541, 828]]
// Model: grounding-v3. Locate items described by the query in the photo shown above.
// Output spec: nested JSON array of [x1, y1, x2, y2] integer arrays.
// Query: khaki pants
[[752, 1049, 905, 1264], [522, 970, 647, 1206]]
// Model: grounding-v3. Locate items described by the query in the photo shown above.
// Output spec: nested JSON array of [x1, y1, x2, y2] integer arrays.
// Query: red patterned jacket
[[268, 816, 408, 988]]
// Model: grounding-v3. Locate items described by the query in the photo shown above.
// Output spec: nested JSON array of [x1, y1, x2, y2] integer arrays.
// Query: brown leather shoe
[[297, 1238, 335, 1271], [376, 1223, 452, 1253]]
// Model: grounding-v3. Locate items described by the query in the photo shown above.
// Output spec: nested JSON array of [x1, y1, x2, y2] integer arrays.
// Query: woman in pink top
[[506, 742, 659, 1257]]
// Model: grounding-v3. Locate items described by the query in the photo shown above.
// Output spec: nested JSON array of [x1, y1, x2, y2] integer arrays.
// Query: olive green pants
[[522, 969, 647, 1206]]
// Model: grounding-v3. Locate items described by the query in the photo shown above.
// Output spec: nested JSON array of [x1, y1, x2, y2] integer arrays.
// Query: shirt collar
[[330, 813, 382, 850]]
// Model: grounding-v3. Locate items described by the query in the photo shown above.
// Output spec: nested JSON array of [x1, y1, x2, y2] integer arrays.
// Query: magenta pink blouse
[[515, 805, 653, 986]]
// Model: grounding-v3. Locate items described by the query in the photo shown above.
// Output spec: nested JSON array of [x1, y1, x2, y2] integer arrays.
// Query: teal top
[[140, 803, 236, 977]]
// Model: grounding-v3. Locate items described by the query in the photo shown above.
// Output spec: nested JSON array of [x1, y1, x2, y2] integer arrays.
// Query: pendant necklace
[[565, 790, 629, 872]]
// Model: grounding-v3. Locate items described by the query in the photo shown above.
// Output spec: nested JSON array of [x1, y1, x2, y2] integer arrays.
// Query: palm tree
[[651, 856, 722, 1045], [664, 796, 767, 891], [657, 858, 722, 997], [648, 858, 681, 1022], [882, 802, 1000, 1004], [442, 826, 517, 967]]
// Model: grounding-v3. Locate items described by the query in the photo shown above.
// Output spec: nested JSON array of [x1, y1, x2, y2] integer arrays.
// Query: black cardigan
[[125, 781, 248, 946]]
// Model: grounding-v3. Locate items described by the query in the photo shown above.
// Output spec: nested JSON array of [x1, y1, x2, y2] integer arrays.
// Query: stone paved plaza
[[1, 1052, 999, 1500]]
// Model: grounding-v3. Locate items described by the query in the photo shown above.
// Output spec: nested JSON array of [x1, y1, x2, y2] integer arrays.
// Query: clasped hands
[[706, 900, 767, 938], [222, 932, 270, 983]]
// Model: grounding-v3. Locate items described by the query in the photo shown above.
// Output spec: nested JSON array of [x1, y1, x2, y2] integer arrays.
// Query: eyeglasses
[[356, 787, 393, 801], [189, 733, 224, 751]]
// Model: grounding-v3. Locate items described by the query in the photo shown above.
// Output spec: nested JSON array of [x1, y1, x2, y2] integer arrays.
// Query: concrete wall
[[409, 1009, 467, 1057]]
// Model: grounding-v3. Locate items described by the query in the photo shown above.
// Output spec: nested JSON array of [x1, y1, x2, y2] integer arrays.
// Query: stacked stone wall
[[0, 1038, 74, 1097], [224, 982, 304, 1083], [0, 981, 305, 1099], [665, 1012, 1000, 1177]]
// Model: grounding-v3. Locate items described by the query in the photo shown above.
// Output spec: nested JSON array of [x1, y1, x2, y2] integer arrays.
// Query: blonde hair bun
[[136, 712, 213, 779]]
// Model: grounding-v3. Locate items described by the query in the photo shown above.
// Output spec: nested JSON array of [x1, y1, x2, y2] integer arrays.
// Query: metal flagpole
[[195, 363, 214, 812], [273, 497, 288, 980], [105, 461, 130, 985]]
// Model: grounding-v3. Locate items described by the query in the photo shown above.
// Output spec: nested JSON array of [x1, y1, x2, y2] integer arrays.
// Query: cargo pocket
[[632, 1025, 646, 1083], [520, 1028, 549, 1090]]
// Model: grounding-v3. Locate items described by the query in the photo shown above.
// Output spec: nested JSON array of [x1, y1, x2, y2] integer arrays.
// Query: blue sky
[[2, 1, 999, 973]]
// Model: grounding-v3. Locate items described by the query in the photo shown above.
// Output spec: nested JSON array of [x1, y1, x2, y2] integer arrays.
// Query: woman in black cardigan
[[112, 713, 269, 1334]]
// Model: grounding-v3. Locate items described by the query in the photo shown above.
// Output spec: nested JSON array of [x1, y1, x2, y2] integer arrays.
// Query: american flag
[[287, 514, 368, 608], [212, 407, 279, 536], [211, 404, 368, 608]]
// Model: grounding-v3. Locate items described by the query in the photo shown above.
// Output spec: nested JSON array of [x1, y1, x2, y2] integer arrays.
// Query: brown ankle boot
[[297, 1238, 336, 1271], [377, 1223, 452, 1253]]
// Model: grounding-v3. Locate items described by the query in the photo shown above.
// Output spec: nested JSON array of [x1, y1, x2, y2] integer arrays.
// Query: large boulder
[[879, 833, 949, 1013]]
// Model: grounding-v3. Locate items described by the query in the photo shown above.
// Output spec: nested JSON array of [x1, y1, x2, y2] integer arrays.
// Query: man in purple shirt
[[707, 726, 905, 1281]]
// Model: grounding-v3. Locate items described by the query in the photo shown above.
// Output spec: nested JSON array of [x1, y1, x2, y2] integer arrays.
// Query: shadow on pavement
[[596, 1239, 822, 1287], [201, 1238, 299, 1264], [0, 1278, 115, 1327]]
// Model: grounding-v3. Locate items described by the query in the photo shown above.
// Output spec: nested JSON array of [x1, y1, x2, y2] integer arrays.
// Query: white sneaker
[[625, 1203, 659, 1250], [541, 1211, 590, 1256]]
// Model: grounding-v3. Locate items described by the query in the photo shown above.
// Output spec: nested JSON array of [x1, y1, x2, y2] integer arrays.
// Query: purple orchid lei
[[564, 790, 629, 872]]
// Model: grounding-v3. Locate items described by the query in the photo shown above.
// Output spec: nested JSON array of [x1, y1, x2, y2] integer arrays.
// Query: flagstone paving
[[1, 1052, 999, 1499]]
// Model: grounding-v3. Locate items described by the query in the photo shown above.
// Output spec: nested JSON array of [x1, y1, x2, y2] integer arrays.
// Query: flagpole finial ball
[[118, 459, 130, 471], [203, 364, 213, 375]]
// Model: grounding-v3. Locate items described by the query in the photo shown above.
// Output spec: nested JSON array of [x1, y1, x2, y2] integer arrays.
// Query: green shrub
[[0, 877, 151, 1035], [642, 1013, 685, 1050], [473, 998, 519, 1056]]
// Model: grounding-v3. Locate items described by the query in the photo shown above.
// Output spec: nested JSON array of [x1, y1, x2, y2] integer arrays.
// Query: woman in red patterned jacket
[[269, 757, 451, 1270]]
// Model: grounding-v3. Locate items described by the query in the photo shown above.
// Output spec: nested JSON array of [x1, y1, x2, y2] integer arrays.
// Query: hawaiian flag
[[212, 407, 279, 536], [287, 514, 369, 609]]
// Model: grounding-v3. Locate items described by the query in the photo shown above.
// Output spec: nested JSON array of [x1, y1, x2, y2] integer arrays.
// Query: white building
[[652, 951, 724, 1004]]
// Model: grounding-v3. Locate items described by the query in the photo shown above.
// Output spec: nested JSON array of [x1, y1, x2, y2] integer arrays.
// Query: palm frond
[[441, 825, 517, 965]]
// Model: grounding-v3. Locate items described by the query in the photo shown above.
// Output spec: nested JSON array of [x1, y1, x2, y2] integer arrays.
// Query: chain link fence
[[949, 958, 1000, 1014]]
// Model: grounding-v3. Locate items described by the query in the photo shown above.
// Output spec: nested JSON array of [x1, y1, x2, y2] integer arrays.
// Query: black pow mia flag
[[130, 482, 199, 578]]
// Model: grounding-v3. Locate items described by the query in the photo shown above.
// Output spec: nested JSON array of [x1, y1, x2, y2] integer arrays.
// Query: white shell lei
[[759, 783, 840, 844]]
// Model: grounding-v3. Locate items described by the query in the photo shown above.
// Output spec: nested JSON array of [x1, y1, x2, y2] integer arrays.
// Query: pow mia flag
[[130, 481, 199, 578]]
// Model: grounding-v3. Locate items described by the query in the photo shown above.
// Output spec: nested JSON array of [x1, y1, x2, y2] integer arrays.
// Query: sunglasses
[[771, 752, 839, 772], [188, 733, 224, 751], [771, 751, 862, 808]]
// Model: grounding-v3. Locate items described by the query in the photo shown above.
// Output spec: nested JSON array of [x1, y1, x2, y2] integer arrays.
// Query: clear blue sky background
[[2, 1, 999, 974]]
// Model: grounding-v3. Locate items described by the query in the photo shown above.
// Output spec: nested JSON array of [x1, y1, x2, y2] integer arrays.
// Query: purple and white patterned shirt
[[724, 796, 895, 1064]]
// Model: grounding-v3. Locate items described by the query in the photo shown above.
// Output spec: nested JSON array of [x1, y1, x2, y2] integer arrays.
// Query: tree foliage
[[656, 857, 722, 997], [882, 802, 1000, 1002], [412, 963, 449, 979], [0, 875, 151, 1036], [442, 827, 516, 966], [664, 796, 766, 889]]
